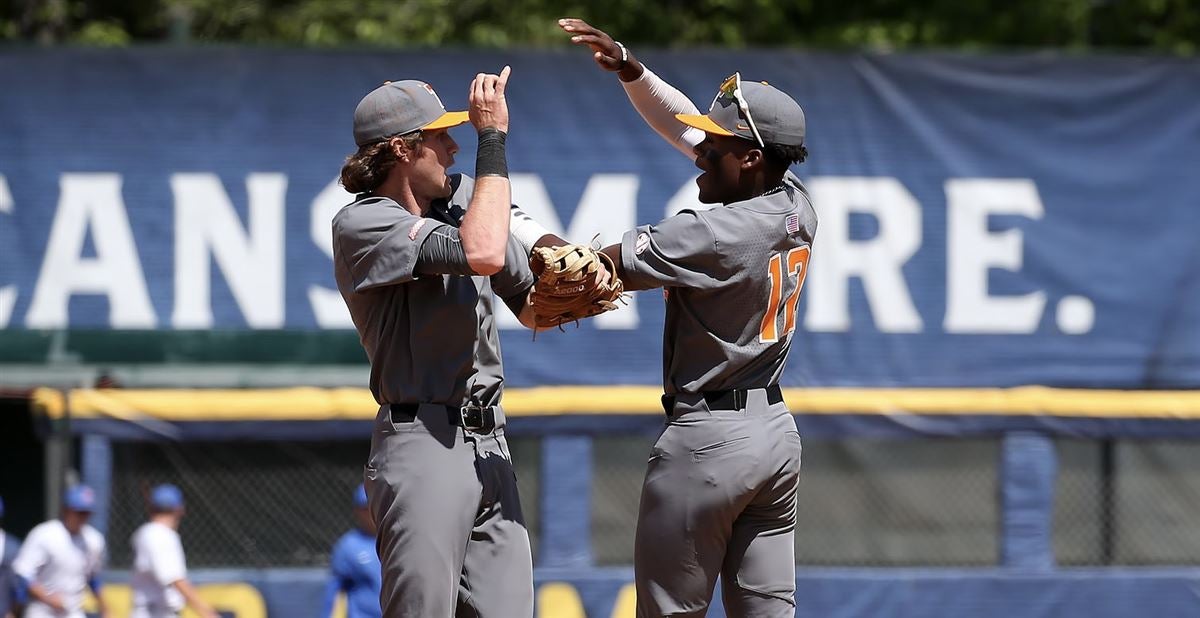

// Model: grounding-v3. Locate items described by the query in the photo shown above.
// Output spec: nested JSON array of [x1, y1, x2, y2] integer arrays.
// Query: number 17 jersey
[[618, 171, 817, 396]]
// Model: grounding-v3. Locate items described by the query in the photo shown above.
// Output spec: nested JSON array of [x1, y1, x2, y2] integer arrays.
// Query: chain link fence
[[1055, 439, 1200, 566], [592, 435, 1000, 566], [106, 433, 1200, 570], [106, 437, 541, 568]]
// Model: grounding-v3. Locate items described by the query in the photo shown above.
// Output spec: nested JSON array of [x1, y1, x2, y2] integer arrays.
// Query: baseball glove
[[529, 244, 625, 328]]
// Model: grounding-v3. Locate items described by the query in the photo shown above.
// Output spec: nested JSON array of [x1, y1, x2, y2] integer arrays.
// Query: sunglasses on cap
[[711, 72, 765, 148]]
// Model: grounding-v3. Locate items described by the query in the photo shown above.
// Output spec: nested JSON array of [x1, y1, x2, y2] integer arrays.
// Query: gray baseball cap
[[353, 80, 469, 146], [677, 73, 805, 148]]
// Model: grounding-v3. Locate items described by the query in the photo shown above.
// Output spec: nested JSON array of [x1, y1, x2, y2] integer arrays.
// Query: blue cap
[[64, 485, 97, 512], [150, 484, 184, 511], [353, 484, 369, 509]]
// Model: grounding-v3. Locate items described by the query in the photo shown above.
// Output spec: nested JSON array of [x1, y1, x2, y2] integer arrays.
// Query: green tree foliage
[[1, 0, 1197, 53]]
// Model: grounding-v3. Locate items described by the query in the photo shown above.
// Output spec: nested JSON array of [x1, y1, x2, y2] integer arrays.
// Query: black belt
[[389, 402, 497, 433], [661, 385, 784, 415]]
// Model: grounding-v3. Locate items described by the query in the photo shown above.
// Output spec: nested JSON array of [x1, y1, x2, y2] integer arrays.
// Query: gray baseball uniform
[[620, 171, 815, 618], [332, 173, 535, 618]]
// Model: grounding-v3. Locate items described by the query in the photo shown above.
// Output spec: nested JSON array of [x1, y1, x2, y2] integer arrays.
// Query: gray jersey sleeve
[[414, 223, 532, 315], [619, 209, 733, 290], [491, 238, 535, 301], [332, 198, 449, 293], [414, 226, 474, 276]]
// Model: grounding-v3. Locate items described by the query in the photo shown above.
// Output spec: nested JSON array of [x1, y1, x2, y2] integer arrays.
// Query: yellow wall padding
[[28, 385, 1200, 421]]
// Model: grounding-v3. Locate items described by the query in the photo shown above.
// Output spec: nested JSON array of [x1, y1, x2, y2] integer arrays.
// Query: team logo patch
[[635, 232, 651, 255], [423, 82, 445, 108], [785, 214, 800, 235], [408, 218, 429, 240]]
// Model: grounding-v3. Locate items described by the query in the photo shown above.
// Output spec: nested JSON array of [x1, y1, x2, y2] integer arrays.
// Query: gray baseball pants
[[365, 403, 534, 618], [635, 388, 802, 618]]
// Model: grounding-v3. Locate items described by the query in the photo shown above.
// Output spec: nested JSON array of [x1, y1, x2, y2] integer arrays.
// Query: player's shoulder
[[332, 194, 417, 236], [785, 171, 815, 211], [135, 521, 173, 541], [82, 525, 106, 549], [25, 520, 60, 541], [334, 194, 401, 219], [332, 530, 356, 551]]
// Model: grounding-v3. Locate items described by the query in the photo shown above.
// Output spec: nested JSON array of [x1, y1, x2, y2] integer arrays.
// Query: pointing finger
[[496, 65, 511, 95]]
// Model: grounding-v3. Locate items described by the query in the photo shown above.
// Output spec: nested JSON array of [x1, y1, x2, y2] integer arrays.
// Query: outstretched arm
[[559, 18, 704, 160]]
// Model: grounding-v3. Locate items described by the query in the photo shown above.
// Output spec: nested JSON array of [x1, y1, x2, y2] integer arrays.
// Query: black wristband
[[476, 128, 508, 178]]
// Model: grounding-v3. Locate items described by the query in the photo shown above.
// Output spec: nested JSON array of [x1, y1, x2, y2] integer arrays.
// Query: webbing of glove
[[530, 245, 625, 328]]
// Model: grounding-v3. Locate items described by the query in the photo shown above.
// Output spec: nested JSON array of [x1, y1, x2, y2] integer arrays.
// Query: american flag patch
[[785, 214, 800, 235]]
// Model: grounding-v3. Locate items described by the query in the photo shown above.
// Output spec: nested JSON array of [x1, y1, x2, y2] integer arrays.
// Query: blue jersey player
[[321, 485, 382, 618]]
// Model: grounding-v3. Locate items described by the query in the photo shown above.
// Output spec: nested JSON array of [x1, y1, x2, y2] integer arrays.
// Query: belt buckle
[[459, 404, 496, 433]]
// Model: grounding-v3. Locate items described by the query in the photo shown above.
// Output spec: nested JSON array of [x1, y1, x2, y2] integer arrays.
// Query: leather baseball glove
[[529, 244, 625, 328]]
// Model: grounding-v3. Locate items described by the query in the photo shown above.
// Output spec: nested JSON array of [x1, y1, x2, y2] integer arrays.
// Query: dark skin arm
[[600, 243, 656, 292], [512, 18, 664, 297], [558, 17, 659, 292], [558, 18, 645, 83]]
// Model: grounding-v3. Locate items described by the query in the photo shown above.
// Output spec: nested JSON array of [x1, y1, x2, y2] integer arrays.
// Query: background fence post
[[1000, 431, 1057, 569], [539, 435, 594, 568], [81, 434, 113, 535]]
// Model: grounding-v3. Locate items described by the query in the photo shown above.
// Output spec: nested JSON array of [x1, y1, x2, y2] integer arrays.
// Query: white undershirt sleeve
[[509, 205, 552, 256], [621, 66, 706, 160]]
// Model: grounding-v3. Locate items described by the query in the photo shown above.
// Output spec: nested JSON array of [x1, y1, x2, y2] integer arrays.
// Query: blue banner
[[2, 49, 1198, 388]]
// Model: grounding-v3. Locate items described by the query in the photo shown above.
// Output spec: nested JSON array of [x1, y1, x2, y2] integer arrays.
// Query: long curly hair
[[339, 132, 423, 194]]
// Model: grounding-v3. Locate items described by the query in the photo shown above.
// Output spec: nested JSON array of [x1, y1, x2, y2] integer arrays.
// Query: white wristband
[[614, 41, 629, 68]]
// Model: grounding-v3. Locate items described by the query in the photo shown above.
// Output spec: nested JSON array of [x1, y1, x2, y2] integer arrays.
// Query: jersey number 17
[[760, 246, 811, 343]]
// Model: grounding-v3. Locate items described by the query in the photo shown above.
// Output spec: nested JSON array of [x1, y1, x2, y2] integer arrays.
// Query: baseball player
[[560, 18, 814, 618], [11, 486, 108, 618], [320, 484, 382, 618], [1, 496, 21, 618], [332, 67, 539, 617], [129, 484, 218, 618]]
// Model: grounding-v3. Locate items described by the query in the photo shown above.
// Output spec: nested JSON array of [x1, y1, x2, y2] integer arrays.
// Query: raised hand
[[558, 17, 643, 80], [468, 65, 511, 133]]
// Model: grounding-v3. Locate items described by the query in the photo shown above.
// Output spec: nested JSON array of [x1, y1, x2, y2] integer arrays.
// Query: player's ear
[[740, 147, 764, 171], [389, 136, 413, 163]]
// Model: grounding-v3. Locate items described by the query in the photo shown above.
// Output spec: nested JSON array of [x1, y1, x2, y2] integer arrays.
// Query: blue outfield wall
[[85, 567, 1200, 618]]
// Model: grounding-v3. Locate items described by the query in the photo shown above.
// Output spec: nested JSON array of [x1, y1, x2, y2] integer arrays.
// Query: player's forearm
[[621, 65, 704, 160], [26, 582, 60, 608], [461, 176, 510, 275], [174, 579, 217, 617], [460, 130, 511, 276]]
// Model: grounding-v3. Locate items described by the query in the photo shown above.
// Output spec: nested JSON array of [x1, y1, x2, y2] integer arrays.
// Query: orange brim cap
[[424, 110, 470, 130], [676, 113, 735, 136]]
